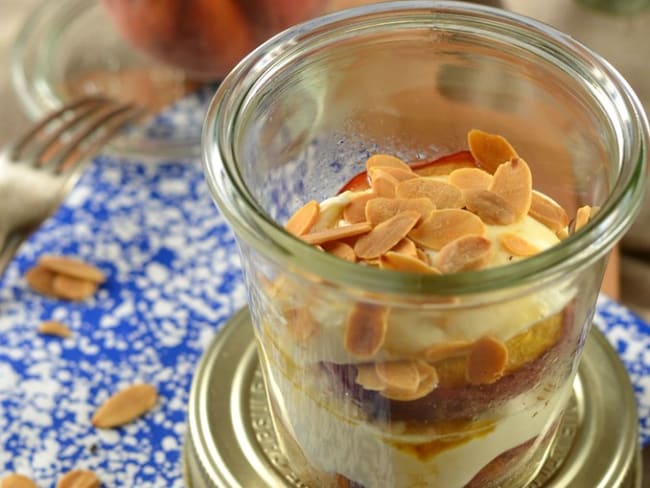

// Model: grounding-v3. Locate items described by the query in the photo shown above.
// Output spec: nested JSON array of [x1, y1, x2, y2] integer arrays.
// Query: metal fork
[[0, 96, 143, 276]]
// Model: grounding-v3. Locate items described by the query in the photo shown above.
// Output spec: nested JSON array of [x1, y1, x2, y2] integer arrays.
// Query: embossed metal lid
[[184, 308, 641, 488]]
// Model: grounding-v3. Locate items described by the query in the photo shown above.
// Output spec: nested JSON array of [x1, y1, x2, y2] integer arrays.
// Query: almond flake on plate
[[52, 275, 97, 301], [1, 473, 38, 488], [38, 320, 72, 338], [38, 255, 106, 283], [56, 470, 100, 488], [92, 383, 158, 428]]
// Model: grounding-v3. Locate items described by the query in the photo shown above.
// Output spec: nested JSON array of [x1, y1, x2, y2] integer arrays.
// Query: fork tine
[[45, 102, 136, 173], [31, 99, 113, 165], [58, 106, 146, 176], [10, 96, 108, 159]]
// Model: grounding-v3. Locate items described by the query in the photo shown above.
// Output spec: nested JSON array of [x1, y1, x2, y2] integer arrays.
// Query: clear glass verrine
[[202, 2, 647, 487]]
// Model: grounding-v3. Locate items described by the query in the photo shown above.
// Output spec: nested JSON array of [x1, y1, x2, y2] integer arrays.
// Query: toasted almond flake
[[368, 166, 417, 182], [92, 383, 158, 428], [381, 363, 438, 401], [38, 320, 72, 338], [1, 473, 37, 488], [379, 252, 440, 274], [435, 235, 492, 273], [375, 361, 420, 392], [466, 336, 508, 385], [285, 307, 319, 343], [499, 232, 540, 257], [25, 265, 57, 297], [408, 209, 486, 251], [396, 178, 464, 209], [285, 200, 320, 236], [56, 469, 100, 488], [369, 168, 399, 198], [322, 241, 356, 262], [420, 341, 473, 362], [467, 129, 518, 174], [355, 364, 385, 391], [556, 228, 569, 240], [302, 222, 372, 246], [449, 167, 493, 191], [343, 304, 388, 358], [463, 189, 517, 225], [354, 211, 420, 260], [574, 205, 592, 232], [52, 275, 97, 301], [343, 192, 376, 224], [365, 197, 434, 226], [529, 190, 569, 232], [365, 154, 412, 172], [489, 157, 532, 220], [38, 255, 106, 283], [391, 238, 418, 257]]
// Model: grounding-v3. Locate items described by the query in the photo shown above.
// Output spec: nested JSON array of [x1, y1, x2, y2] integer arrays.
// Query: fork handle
[[0, 232, 26, 279]]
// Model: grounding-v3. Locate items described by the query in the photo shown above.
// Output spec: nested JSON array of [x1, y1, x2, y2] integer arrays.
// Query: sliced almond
[[381, 362, 438, 401], [574, 205, 592, 232], [38, 320, 72, 338], [355, 364, 385, 391], [368, 166, 417, 182], [529, 190, 569, 232], [435, 235, 492, 273], [396, 179, 464, 209], [1, 473, 37, 488], [416, 248, 431, 265], [556, 228, 569, 240], [420, 341, 473, 362], [463, 189, 517, 225], [409, 209, 486, 251], [343, 304, 388, 359], [25, 265, 57, 297], [369, 168, 399, 198], [52, 275, 97, 301], [285, 307, 319, 343], [322, 241, 356, 262], [92, 383, 158, 428], [365, 154, 412, 172], [391, 238, 418, 257], [499, 232, 540, 257], [379, 252, 440, 274], [375, 361, 420, 392], [449, 167, 493, 191], [343, 192, 376, 224], [466, 336, 508, 385], [56, 469, 100, 488], [467, 129, 518, 174], [365, 197, 434, 226], [354, 211, 420, 260], [489, 157, 532, 220], [302, 222, 372, 246], [285, 200, 320, 236], [38, 255, 106, 283]]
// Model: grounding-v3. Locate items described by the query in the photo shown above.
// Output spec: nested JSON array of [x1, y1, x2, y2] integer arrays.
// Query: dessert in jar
[[253, 130, 592, 488], [201, 3, 648, 488]]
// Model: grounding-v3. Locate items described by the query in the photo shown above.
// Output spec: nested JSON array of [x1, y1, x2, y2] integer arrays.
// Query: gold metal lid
[[184, 308, 641, 488]]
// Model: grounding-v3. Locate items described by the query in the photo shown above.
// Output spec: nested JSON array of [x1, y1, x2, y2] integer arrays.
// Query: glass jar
[[202, 2, 647, 487]]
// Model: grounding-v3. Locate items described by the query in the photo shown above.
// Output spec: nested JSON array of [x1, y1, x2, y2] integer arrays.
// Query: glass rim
[[202, 0, 648, 296]]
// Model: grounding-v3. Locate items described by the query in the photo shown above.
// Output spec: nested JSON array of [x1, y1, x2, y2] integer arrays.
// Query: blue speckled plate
[[0, 98, 648, 487]]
